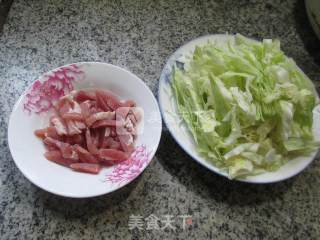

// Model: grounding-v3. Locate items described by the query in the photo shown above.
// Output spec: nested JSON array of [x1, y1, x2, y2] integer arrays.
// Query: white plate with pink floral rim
[[8, 62, 162, 198]]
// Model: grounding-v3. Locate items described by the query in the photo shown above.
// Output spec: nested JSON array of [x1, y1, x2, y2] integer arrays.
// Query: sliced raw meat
[[109, 127, 117, 137], [91, 119, 120, 128], [35, 128, 48, 138], [62, 112, 84, 121], [80, 100, 92, 119], [74, 120, 86, 130], [89, 103, 99, 115], [85, 128, 99, 154], [61, 145, 79, 161], [44, 126, 60, 139], [74, 90, 96, 102], [50, 116, 67, 135], [101, 136, 112, 148], [44, 137, 69, 150], [43, 138, 78, 163], [59, 100, 72, 116], [44, 150, 61, 161], [70, 100, 82, 114], [116, 124, 130, 136], [66, 120, 82, 135], [91, 129, 100, 149], [74, 145, 99, 163], [65, 134, 84, 145], [59, 97, 82, 116], [99, 149, 129, 161], [118, 134, 135, 153], [102, 137, 121, 150], [45, 145, 59, 151], [70, 163, 101, 174], [96, 92, 112, 111], [36, 89, 139, 174], [35, 127, 58, 139], [85, 111, 115, 126], [55, 96, 72, 111], [44, 151, 75, 166], [104, 127, 111, 137], [96, 90, 122, 110], [97, 128, 107, 149]]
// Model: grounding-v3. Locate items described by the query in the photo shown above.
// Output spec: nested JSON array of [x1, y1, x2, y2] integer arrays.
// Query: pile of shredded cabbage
[[172, 34, 319, 178]]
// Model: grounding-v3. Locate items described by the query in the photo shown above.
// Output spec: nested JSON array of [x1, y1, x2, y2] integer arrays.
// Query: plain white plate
[[8, 62, 162, 197], [306, 0, 320, 40], [158, 34, 320, 183]]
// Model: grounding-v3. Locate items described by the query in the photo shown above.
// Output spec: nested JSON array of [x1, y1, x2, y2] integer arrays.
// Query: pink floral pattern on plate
[[23, 64, 84, 114], [105, 145, 151, 185]]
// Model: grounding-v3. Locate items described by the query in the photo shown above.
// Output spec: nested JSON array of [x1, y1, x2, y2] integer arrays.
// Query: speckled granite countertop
[[1, 0, 320, 239]]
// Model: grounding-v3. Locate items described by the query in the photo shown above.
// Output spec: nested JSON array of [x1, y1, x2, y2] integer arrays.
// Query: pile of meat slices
[[34, 89, 141, 174]]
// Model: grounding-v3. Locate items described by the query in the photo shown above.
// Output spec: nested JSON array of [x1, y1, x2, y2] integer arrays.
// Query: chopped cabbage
[[172, 34, 319, 179]]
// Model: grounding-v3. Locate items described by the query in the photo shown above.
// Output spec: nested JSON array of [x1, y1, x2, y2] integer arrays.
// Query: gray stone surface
[[1, 0, 320, 239]]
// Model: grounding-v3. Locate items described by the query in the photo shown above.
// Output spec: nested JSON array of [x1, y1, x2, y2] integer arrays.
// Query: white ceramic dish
[[158, 34, 320, 183], [8, 62, 162, 197], [306, 0, 320, 40]]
